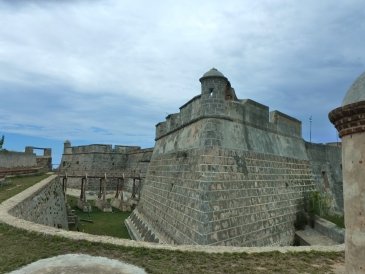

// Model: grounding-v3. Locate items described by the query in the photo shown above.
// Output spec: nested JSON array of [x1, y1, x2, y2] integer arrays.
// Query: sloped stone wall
[[128, 147, 314, 246], [9, 176, 68, 230], [305, 142, 343, 214]]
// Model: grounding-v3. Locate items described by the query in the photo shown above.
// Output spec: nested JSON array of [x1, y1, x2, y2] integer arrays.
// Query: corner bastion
[[126, 68, 342, 246]]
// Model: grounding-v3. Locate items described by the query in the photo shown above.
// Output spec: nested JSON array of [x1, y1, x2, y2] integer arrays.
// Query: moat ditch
[[67, 195, 131, 239]]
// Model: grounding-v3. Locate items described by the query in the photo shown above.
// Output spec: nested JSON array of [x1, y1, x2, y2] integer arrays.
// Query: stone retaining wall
[[8, 175, 68, 230]]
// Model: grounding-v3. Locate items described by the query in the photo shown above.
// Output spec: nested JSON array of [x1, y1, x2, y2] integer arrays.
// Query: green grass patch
[[306, 191, 345, 228], [0, 173, 50, 203], [322, 213, 345, 228], [0, 223, 344, 274], [67, 195, 131, 239]]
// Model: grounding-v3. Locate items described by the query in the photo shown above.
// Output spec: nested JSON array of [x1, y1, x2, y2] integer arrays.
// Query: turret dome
[[200, 68, 226, 82], [342, 71, 365, 106]]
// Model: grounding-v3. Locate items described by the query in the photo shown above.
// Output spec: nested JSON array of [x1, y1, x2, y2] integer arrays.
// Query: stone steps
[[127, 211, 159, 243], [295, 226, 338, 246]]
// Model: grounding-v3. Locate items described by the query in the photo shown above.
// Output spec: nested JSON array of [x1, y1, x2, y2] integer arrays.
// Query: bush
[[305, 191, 345, 228]]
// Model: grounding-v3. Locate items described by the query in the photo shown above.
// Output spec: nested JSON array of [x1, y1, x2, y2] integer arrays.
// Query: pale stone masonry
[[126, 68, 342, 246], [329, 71, 365, 274]]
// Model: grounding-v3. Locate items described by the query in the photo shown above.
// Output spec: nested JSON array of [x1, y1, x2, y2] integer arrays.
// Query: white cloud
[[0, 0, 365, 146]]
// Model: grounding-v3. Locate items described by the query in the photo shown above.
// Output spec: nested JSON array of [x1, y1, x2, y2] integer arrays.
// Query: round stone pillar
[[329, 72, 365, 274]]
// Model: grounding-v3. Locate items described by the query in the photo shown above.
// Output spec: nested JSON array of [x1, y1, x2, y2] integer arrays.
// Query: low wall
[[8, 175, 68, 230], [0, 151, 37, 168], [314, 217, 345, 244]]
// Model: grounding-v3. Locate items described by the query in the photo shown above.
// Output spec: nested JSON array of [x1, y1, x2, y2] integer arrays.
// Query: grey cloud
[[0, 0, 365, 146]]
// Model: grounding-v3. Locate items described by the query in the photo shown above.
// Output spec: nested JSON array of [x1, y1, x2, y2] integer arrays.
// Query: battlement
[[63, 141, 142, 154], [155, 70, 302, 140]]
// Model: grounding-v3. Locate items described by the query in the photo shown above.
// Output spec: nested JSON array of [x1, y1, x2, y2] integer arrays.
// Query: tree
[[0, 135, 4, 150]]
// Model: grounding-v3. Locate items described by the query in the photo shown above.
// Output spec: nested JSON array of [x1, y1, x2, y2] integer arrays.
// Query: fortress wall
[[305, 142, 343, 213], [130, 148, 205, 244], [60, 146, 152, 193], [153, 116, 308, 160], [203, 148, 314, 246], [9, 176, 68, 229], [270, 111, 302, 137], [239, 99, 270, 126], [220, 121, 308, 159], [153, 119, 206, 156], [0, 151, 37, 169], [36, 156, 52, 172], [72, 144, 113, 153], [179, 95, 202, 125], [129, 147, 314, 246], [156, 97, 303, 145]]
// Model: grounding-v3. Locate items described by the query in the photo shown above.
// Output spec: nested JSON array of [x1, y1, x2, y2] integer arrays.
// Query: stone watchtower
[[329, 71, 365, 273], [200, 68, 228, 99], [200, 68, 237, 116]]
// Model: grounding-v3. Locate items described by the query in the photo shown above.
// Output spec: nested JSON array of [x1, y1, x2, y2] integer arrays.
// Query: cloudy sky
[[0, 0, 364, 165]]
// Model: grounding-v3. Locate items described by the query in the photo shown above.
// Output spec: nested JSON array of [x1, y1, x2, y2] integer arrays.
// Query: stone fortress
[[124, 68, 343, 246], [7, 68, 343, 248], [4, 68, 365, 274]]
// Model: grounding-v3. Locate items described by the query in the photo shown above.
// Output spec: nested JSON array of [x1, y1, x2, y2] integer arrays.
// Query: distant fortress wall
[[59, 142, 153, 193], [0, 151, 37, 168], [0, 147, 52, 177]]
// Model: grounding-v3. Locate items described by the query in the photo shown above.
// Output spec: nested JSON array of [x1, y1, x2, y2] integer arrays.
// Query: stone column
[[329, 72, 365, 274]]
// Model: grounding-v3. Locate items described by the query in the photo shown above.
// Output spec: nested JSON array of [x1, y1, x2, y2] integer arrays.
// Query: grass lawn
[[0, 173, 50, 203], [0, 223, 344, 274], [67, 195, 131, 239], [0, 174, 345, 273]]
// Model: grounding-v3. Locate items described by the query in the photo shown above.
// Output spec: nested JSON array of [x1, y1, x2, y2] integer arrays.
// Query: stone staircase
[[67, 207, 79, 230], [125, 211, 160, 243]]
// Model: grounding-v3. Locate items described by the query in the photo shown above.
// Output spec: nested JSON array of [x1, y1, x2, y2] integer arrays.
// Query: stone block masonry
[[128, 147, 314, 246], [8, 175, 68, 230], [60, 143, 152, 193]]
